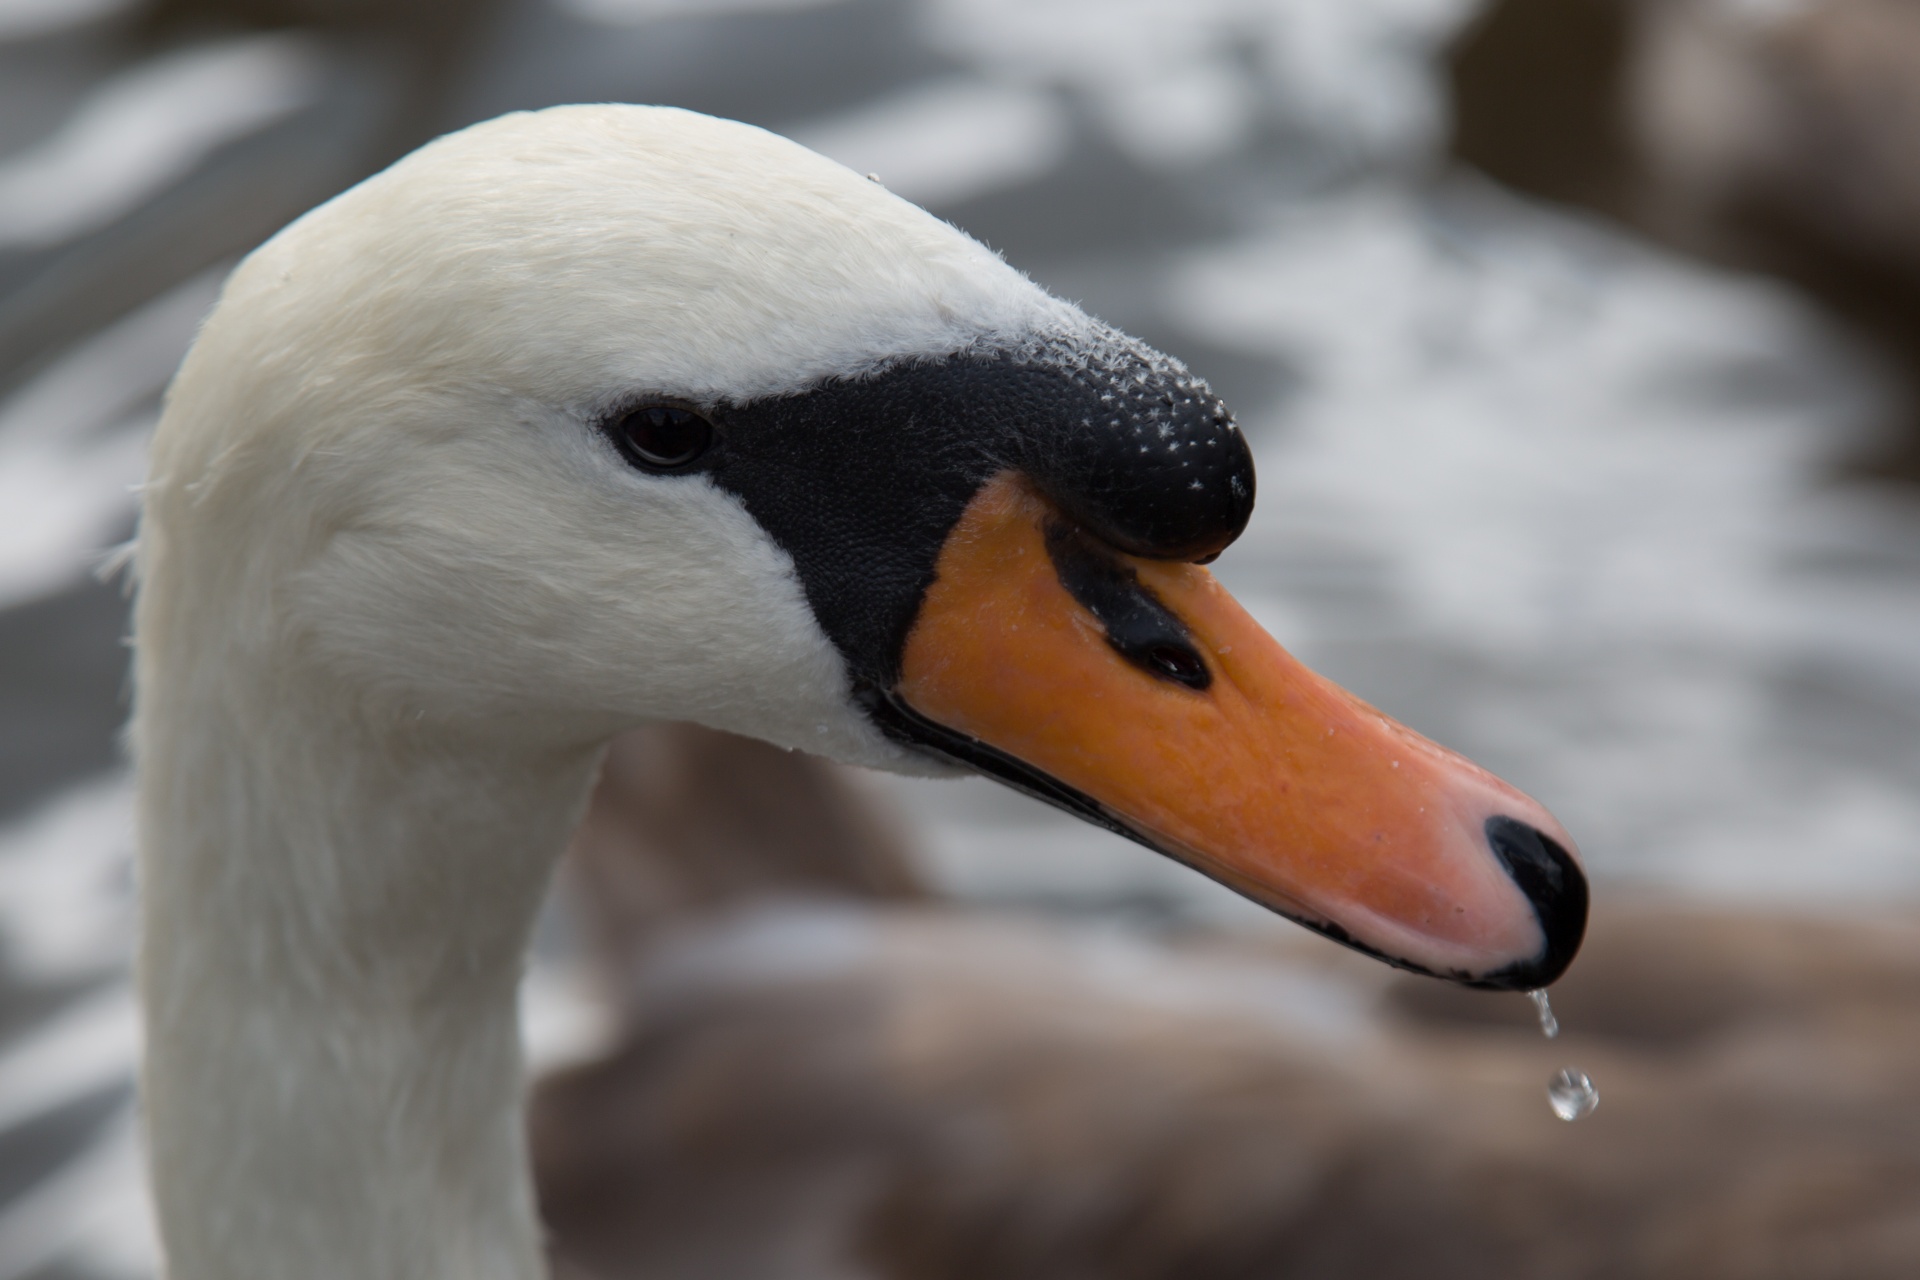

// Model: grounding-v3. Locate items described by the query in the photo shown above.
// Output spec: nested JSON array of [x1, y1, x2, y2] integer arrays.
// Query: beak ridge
[[889, 474, 1588, 988]]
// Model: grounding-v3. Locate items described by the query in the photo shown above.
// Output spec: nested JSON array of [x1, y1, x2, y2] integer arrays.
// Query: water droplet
[[1547, 1068, 1598, 1122], [1527, 988, 1559, 1039]]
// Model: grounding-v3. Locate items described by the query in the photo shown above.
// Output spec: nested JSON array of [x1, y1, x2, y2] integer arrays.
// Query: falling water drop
[[1527, 988, 1559, 1039], [1547, 1068, 1599, 1122], [1527, 992, 1596, 1120]]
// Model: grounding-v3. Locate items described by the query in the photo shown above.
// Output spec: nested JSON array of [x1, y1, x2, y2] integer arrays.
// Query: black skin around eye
[[699, 341, 1245, 692], [612, 406, 713, 471], [1043, 520, 1212, 692]]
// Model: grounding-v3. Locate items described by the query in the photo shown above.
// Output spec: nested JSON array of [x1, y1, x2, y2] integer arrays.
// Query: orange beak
[[890, 474, 1586, 988]]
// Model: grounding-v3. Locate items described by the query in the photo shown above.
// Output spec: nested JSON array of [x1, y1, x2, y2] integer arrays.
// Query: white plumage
[[133, 104, 1091, 1280]]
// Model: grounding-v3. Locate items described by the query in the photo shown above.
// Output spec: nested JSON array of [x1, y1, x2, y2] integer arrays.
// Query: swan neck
[[137, 669, 602, 1280]]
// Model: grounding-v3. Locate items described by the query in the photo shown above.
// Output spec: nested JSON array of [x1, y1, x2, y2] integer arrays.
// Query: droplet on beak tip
[[1528, 988, 1560, 1039]]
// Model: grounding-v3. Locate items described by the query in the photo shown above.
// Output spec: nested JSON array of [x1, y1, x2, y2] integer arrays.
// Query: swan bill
[[886, 474, 1588, 989]]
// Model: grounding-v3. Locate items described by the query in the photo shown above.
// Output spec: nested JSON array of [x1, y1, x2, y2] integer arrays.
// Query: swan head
[[145, 104, 1584, 989]]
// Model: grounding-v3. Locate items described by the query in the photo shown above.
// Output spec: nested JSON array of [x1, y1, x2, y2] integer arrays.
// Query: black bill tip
[[1472, 815, 1590, 991]]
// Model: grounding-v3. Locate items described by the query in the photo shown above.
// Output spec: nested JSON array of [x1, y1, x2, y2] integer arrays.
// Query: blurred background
[[4, 0, 1920, 1276]]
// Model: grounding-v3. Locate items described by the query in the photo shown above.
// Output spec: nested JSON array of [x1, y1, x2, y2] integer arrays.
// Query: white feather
[[131, 104, 1095, 1280]]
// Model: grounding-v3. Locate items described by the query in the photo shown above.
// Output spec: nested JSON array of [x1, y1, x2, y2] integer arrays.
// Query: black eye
[[612, 406, 713, 471]]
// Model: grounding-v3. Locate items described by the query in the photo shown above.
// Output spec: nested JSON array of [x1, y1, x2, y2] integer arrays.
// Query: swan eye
[[613, 406, 713, 471]]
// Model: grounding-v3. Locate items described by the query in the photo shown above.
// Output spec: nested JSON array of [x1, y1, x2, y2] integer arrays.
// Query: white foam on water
[[0, 1111, 151, 1280], [1166, 183, 1876, 645], [0, 270, 223, 611], [0, 773, 135, 982], [0, 34, 324, 249], [0, 0, 135, 43], [0, 985, 136, 1137], [558, 0, 848, 24], [926, 0, 1478, 168], [788, 79, 1072, 208]]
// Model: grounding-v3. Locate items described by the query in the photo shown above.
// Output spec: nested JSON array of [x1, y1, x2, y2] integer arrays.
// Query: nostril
[[1043, 520, 1213, 692], [1478, 815, 1590, 990], [1142, 641, 1209, 689]]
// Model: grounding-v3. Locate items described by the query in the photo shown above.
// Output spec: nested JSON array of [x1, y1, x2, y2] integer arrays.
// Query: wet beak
[[890, 474, 1586, 989]]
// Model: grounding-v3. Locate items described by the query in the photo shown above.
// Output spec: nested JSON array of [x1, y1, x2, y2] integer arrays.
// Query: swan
[[130, 103, 1586, 1280]]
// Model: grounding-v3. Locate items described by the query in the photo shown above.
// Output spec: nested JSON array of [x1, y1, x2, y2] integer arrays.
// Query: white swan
[[131, 104, 1585, 1280]]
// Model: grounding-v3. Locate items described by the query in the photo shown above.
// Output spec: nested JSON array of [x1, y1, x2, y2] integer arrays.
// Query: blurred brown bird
[[533, 725, 1920, 1280]]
